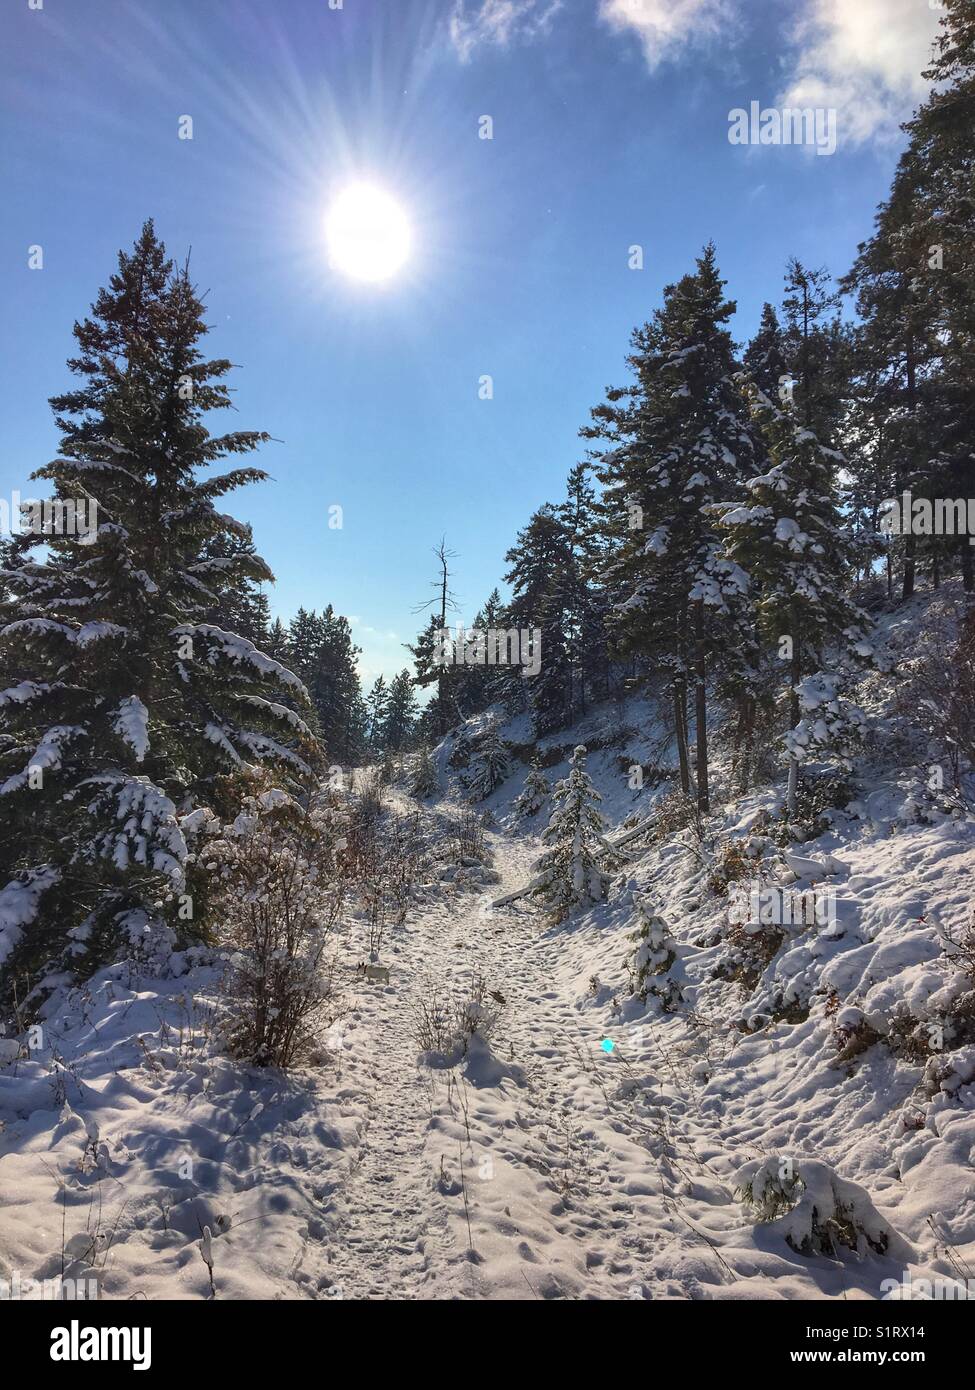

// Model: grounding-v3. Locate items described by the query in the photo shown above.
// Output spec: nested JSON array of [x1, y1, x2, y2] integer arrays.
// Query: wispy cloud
[[597, 0, 732, 70], [448, 0, 563, 63], [778, 0, 941, 147]]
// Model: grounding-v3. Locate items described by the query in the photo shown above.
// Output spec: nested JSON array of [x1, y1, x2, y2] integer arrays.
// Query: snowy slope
[[2, 609, 975, 1299]]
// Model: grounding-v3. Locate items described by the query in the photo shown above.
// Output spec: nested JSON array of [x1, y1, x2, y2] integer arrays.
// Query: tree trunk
[[672, 683, 691, 797], [786, 756, 800, 816], [903, 529, 916, 602], [694, 602, 709, 815]]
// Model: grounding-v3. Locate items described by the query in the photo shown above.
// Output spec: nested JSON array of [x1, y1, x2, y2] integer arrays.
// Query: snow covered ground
[[2, 676, 975, 1300]]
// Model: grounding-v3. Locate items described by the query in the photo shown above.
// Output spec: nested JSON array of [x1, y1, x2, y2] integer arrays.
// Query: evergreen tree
[[842, 164, 948, 601], [0, 222, 314, 988], [780, 259, 849, 443], [410, 744, 438, 798], [201, 523, 271, 646], [715, 382, 872, 810], [743, 303, 790, 403], [503, 504, 574, 733], [585, 244, 759, 813], [531, 745, 617, 922], [264, 617, 291, 664], [469, 724, 510, 799], [365, 675, 390, 750], [843, 0, 975, 596], [512, 757, 550, 819], [384, 669, 419, 752], [287, 606, 367, 764], [630, 893, 683, 1011]]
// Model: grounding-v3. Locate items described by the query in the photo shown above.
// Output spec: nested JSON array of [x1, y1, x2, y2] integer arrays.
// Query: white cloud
[[778, 0, 941, 147], [597, 0, 731, 70], [449, 0, 563, 63]]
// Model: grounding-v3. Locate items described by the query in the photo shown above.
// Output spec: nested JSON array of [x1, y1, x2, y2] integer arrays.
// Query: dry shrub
[[208, 779, 346, 1067]]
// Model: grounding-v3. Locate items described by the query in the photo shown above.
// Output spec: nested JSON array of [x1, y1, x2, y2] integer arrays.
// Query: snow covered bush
[[531, 746, 618, 923], [467, 725, 510, 800], [407, 971, 504, 1063], [410, 746, 439, 799], [512, 759, 550, 819], [784, 673, 868, 802], [735, 1156, 908, 1260], [208, 779, 345, 1067], [629, 892, 682, 1011], [910, 609, 975, 800]]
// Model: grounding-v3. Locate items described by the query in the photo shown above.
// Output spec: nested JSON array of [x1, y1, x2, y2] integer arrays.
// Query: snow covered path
[[303, 797, 957, 1302], [309, 805, 751, 1300], [3, 790, 964, 1302]]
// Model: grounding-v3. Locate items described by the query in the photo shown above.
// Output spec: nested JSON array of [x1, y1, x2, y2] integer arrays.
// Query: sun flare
[[326, 183, 411, 283]]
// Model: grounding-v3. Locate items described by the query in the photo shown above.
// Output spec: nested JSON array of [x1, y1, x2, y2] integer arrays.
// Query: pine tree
[[842, 0, 975, 597], [383, 669, 418, 752], [287, 606, 367, 764], [503, 504, 574, 733], [585, 244, 760, 813], [0, 222, 315, 988], [630, 893, 682, 1010], [365, 675, 390, 751], [201, 523, 271, 646], [780, 259, 848, 443], [743, 303, 790, 402], [410, 744, 438, 798], [469, 725, 510, 799], [512, 757, 550, 819], [264, 617, 291, 664], [715, 381, 872, 810], [841, 164, 948, 601], [531, 745, 616, 922]]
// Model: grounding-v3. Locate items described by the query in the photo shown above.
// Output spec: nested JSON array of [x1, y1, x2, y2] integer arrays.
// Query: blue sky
[[0, 0, 940, 686]]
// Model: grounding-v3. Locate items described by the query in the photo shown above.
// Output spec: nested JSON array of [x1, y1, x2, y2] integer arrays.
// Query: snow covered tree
[[504, 504, 573, 732], [512, 757, 550, 819], [365, 675, 390, 751], [779, 259, 848, 444], [743, 302, 790, 402], [264, 617, 291, 664], [585, 244, 760, 813], [714, 381, 873, 811], [383, 670, 419, 752], [201, 523, 271, 646], [410, 744, 439, 799], [532, 745, 617, 922], [468, 725, 510, 799], [0, 222, 316, 993], [629, 891, 682, 1010], [842, 0, 975, 597], [287, 606, 367, 764]]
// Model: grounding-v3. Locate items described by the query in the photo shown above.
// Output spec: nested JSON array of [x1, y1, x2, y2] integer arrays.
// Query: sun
[[326, 183, 411, 283]]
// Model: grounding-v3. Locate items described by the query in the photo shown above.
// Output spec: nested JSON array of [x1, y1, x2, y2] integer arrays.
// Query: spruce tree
[[383, 670, 419, 752], [410, 744, 439, 798], [512, 757, 550, 819], [531, 745, 617, 922], [469, 725, 510, 799], [715, 381, 872, 810], [365, 675, 390, 751], [585, 244, 759, 813], [0, 222, 315, 988]]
